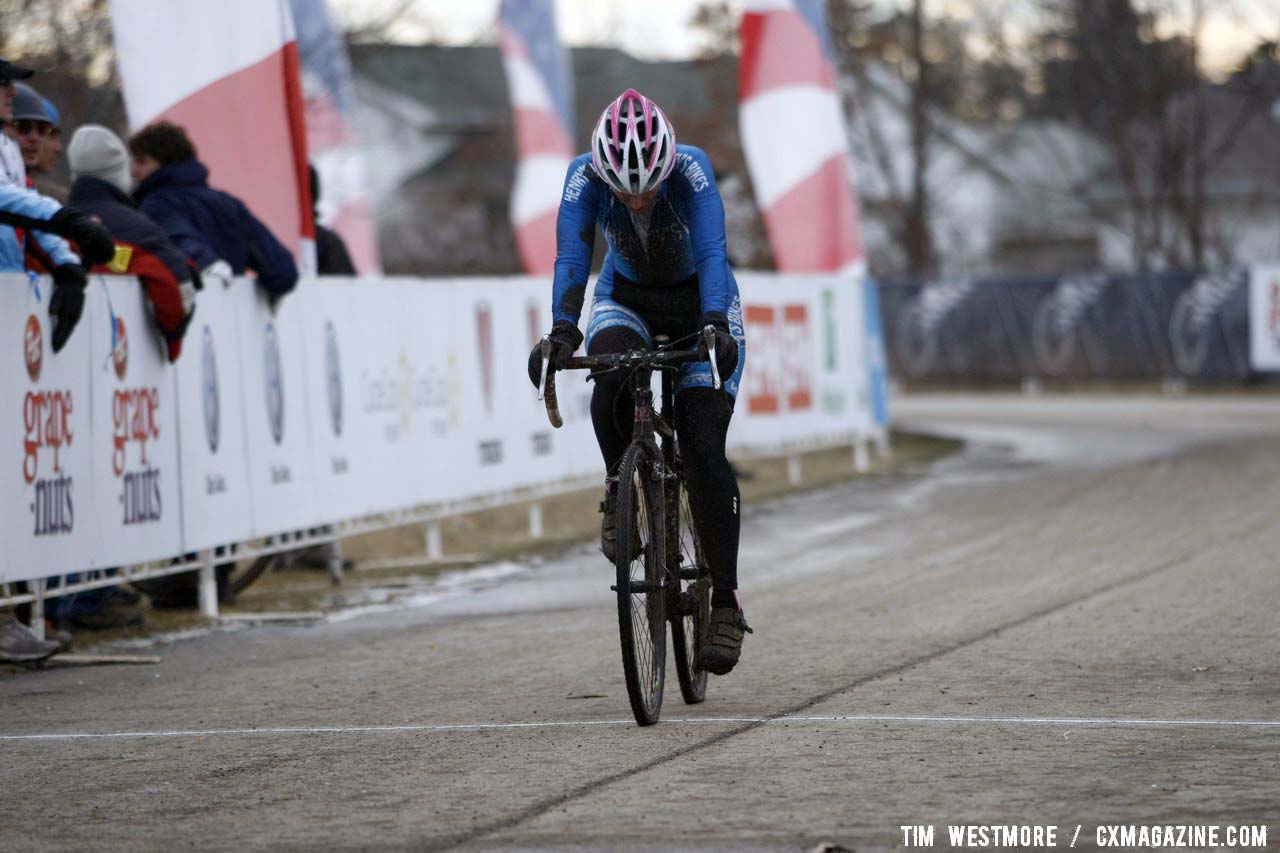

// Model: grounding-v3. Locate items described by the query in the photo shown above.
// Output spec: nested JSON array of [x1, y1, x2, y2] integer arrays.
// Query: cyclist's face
[[615, 187, 657, 213]]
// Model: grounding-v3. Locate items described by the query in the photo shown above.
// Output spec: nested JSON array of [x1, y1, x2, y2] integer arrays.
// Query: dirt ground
[[1, 395, 1278, 851]]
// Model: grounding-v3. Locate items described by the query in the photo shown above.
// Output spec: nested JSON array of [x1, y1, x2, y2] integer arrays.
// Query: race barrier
[[2, 272, 886, 605], [879, 267, 1280, 384]]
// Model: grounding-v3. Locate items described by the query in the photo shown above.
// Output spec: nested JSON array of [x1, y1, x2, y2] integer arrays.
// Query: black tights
[[588, 327, 740, 593]]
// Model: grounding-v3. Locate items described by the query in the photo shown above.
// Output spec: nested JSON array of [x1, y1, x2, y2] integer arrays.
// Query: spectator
[[68, 125, 196, 361], [128, 121, 298, 302], [34, 97, 67, 201], [5, 83, 51, 174], [0, 61, 27, 187], [310, 164, 356, 275], [0, 56, 113, 664]]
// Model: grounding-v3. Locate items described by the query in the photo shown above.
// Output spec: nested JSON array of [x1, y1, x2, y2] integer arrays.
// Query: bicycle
[[536, 327, 722, 726]]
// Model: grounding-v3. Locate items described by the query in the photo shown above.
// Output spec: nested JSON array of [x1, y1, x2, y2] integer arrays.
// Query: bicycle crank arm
[[610, 580, 666, 594]]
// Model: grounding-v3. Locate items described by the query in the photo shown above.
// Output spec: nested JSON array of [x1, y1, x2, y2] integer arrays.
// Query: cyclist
[[528, 89, 750, 675]]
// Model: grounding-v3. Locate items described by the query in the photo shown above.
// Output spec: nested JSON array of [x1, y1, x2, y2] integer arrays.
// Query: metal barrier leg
[[854, 439, 871, 473], [425, 522, 443, 562], [198, 549, 219, 618], [787, 456, 802, 485], [528, 502, 544, 540], [326, 538, 345, 586], [874, 429, 892, 459], [30, 578, 46, 641]]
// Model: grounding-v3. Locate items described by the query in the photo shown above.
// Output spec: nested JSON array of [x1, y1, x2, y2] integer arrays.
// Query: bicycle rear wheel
[[669, 477, 710, 704], [614, 443, 667, 726]]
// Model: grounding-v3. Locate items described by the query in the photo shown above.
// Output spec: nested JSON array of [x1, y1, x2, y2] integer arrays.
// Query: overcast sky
[[332, 0, 1277, 75]]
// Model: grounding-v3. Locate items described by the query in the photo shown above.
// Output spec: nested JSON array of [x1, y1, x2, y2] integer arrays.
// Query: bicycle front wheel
[[615, 443, 667, 726], [670, 481, 710, 704]]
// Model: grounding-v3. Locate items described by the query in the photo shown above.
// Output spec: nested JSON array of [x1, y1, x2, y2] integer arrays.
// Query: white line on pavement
[[2, 713, 1279, 743]]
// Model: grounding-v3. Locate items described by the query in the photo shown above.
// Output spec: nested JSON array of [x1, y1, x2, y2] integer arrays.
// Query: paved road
[[3, 394, 1279, 851]]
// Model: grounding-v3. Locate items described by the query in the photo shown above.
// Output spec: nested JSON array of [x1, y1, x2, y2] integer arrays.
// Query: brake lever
[[537, 336, 552, 401], [538, 335, 564, 428], [702, 325, 722, 391]]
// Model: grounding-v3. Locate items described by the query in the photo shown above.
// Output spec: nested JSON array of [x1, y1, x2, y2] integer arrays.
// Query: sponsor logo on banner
[[324, 320, 343, 438], [531, 432, 552, 456], [1269, 279, 1280, 348], [476, 300, 494, 416], [745, 306, 779, 414], [820, 289, 846, 414], [1169, 270, 1245, 377], [744, 304, 813, 415], [474, 299, 504, 465], [24, 315, 41, 381], [108, 316, 163, 527], [200, 325, 227, 496], [264, 322, 285, 445], [22, 314, 75, 537], [781, 305, 813, 411], [479, 439, 503, 466], [111, 316, 128, 380], [1032, 274, 1109, 376], [893, 281, 974, 378], [323, 319, 349, 476], [201, 325, 220, 454]]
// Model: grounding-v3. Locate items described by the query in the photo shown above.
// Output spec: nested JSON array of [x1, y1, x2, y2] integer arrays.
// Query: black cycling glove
[[49, 264, 88, 354], [527, 320, 584, 388], [698, 312, 739, 380], [49, 207, 116, 268]]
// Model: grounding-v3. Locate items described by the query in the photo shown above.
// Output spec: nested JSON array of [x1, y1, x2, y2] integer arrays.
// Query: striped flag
[[292, 0, 383, 274], [498, 0, 576, 275], [110, 0, 315, 272], [739, 0, 864, 273]]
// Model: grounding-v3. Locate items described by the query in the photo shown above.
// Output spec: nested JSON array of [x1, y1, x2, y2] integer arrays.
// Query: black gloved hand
[[49, 207, 116, 267], [698, 312, 739, 380], [527, 320, 584, 388], [49, 264, 88, 354]]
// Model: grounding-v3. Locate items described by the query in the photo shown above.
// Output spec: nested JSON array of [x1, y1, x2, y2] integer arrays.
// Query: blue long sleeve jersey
[[551, 145, 734, 325], [0, 181, 80, 273]]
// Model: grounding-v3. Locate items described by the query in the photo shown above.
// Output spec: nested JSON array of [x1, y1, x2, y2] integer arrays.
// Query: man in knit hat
[[67, 125, 195, 362], [5, 83, 52, 173]]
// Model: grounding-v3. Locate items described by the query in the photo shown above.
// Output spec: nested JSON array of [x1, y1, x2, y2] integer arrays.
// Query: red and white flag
[[739, 0, 864, 273], [498, 0, 576, 275], [110, 0, 315, 272]]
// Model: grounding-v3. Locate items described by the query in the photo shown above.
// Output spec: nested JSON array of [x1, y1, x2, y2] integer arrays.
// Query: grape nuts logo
[[24, 315, 42, 382], [324, 320, 342, 437], [201, 324, 220, 454], [263, 322, 285, 445], [110, 317, 129, 380]]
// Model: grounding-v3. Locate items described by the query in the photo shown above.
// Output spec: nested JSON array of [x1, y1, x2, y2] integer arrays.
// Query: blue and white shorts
[[585, 294, 746, 399]]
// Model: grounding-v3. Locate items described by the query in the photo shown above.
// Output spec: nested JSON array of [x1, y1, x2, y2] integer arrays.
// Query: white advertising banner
[[300, 279, 376, 523], [2, 272, 875, 586], [732, 273, 870, 452], [1, 275, 95, 581], [1249, 264, 1280, 372], [233, 282, 316, 536], [356, 281, 462, 512], [175, 281, 254, 551], [89, 277, 182, 566]]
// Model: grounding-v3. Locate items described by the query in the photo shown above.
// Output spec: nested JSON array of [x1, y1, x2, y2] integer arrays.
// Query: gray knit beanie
[[68, 124, 132, 194]]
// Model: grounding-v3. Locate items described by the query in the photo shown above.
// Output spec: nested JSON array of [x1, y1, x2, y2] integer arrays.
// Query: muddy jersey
[[550, 144, 737, 326]]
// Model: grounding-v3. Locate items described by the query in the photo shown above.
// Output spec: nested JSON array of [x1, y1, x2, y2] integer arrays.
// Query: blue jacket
[[551, 145, 736, 325], [134, 160, 298, 297], [0, 182, 80, 273]]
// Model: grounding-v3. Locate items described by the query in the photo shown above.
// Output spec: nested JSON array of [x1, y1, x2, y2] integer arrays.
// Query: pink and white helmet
[[590, 89, 677, 196]]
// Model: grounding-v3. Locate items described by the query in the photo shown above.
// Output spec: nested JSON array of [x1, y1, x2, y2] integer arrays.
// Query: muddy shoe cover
[[696, 607, 752, 675]]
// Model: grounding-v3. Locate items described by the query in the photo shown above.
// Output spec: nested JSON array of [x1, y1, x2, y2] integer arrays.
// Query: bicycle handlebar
[[537, 326, 721, 429]]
